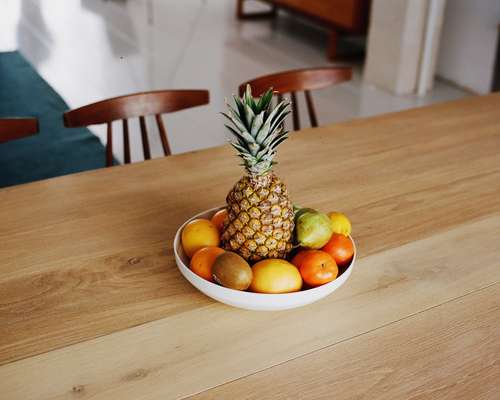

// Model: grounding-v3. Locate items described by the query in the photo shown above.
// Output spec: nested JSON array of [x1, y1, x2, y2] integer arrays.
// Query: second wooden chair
[[64, 90, 209, 167], [0, 117, 38, 144], [239, 67, 352, 131]]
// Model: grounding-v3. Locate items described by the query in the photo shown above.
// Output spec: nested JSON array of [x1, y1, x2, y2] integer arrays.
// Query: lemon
[[327, 212, 352, 236], [250, 259, 302, 294], [181, 219, 220, 258]]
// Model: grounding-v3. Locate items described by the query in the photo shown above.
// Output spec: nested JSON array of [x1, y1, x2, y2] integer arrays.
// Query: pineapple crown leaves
[[222, 84, 291, 176]]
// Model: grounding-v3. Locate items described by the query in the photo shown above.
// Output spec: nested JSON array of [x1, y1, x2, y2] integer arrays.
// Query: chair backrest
[[239, 67, 352, 131], [64, 89, 209, 166], [0, 118, 38, 144]]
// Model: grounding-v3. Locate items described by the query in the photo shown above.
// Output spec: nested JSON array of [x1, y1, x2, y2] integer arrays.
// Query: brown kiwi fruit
[[212, 252, 253, 290]]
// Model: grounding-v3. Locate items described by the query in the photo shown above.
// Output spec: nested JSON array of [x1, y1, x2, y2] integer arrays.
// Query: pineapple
[[221, 85, 294, 262]]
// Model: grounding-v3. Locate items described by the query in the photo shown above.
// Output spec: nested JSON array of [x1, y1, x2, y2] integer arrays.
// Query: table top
[[1, 93, 499, 400]]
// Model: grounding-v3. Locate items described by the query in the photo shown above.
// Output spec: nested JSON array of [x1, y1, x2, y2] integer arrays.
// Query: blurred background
[[0, 0, 499, 164]]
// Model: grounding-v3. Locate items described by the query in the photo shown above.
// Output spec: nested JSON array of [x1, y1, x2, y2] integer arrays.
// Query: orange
[[190, 246, 225, 282], [181, 218, 220, 258], [291, 250, 309, 269], [322, 233, 354, 267], [298, 250, 338, 287], [211, 209, 228, 233], [250, 259, 302, 294]]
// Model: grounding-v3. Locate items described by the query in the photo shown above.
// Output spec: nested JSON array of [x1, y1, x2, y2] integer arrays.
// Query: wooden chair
[[64, 90, 210, 167], [0, 118, 38, 144], [239, 67, 352, 131]]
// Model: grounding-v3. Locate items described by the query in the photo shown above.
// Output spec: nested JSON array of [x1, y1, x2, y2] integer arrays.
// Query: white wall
[[437, 0, 500, 94]]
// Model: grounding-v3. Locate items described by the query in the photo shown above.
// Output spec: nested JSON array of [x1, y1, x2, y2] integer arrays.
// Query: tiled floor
[[1, 0, 469, 163]]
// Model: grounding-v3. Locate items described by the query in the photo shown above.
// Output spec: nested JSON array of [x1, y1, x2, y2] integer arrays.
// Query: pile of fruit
[[181, 208, 354, 293], [179, 85, 355, 294]]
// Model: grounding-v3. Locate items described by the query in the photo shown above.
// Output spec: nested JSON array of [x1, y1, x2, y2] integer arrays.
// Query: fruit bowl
[[173, 207, 356, 311]]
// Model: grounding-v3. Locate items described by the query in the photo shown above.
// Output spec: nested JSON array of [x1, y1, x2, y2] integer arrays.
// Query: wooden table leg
[[236, 0, 277, 20], [327, 30, 338, 60]]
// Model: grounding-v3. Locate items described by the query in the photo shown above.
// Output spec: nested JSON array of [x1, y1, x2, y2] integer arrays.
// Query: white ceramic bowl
[[174, 206, 356, 311]]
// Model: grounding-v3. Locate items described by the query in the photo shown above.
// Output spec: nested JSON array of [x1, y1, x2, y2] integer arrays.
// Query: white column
[[418, 0, 447, 96], [364, 0, 429, 95]]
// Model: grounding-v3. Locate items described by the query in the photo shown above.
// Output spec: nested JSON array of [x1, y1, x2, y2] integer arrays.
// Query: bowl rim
[[174, 206, 356, 299]]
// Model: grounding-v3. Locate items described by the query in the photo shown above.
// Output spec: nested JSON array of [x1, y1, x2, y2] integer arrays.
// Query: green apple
[[295, 209, 333, 249]]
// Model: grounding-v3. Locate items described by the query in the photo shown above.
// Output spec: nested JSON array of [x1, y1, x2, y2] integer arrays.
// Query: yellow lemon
[[181, 219, 220, 258], [250, 259, 302, 294], [327, 211, 352, 236]]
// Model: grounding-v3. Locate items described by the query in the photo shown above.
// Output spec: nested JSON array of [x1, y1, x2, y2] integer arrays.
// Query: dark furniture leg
[[492, 24, 500, 91], [327, 30, 338, 60], [236, 0, 277, 20]]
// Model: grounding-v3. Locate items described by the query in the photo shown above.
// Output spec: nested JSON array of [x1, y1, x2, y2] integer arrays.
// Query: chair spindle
[[139, 116, 151, 160], [290, 91, 300, 131], [122, 119, 131, 164], [155, 114, 171, 156], [304, 90, 318, 127], [106, 122, 113, 167], [277, 93, 285, 130]]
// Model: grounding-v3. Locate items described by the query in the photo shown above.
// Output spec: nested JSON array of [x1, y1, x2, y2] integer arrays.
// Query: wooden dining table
[[1, 93, 499, 400]]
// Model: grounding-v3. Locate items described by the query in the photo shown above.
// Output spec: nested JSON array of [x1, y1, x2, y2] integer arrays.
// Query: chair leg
[[327, 30, 338, 60], [236, 0, 277, 20]]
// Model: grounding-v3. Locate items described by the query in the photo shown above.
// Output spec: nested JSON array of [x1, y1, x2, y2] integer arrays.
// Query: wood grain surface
[[1, 94, 499, 399], [188, 283, 500, 400], [1, 215, 499, 400]]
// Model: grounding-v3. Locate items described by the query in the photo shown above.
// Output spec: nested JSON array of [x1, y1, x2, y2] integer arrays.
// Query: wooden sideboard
[[237, 0, 371, 60]]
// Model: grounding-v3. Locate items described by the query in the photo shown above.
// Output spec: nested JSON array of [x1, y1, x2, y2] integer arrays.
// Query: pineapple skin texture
[[222, 173, 294, 262]]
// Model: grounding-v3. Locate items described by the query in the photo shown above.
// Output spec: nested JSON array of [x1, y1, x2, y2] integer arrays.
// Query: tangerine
[[322, 233, 354, 267], [298, 250, 338, 287], [190, 246, 225, 281], [211, 209, 228, 233]]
